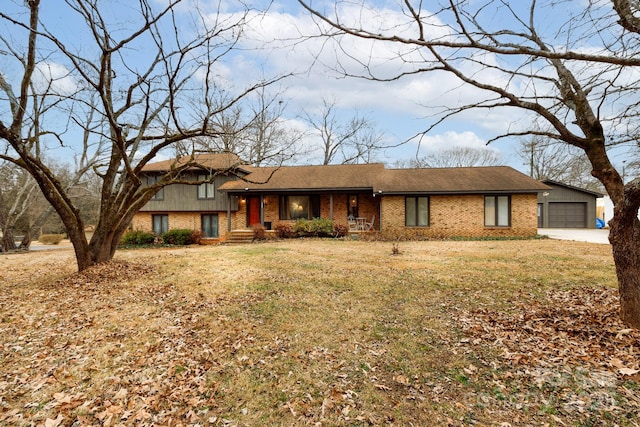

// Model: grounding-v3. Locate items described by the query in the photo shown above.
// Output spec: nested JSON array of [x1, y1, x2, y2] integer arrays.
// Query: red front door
[[247, 196, 261, 227]]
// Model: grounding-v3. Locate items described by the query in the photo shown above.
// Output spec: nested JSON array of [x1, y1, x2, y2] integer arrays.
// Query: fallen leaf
[[619, 367, 640, 376], [44, 414, 64, 427], [114, 388, 128, 400]]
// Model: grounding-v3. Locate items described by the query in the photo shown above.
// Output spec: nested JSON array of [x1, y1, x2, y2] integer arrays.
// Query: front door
[[247, 196, 261, 227]]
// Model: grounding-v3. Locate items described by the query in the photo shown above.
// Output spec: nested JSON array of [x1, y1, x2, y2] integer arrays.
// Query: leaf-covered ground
[[0, 239, 637, 426]]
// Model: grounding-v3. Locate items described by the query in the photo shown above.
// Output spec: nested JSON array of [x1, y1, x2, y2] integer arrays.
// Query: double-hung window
[[147, 175, 164, 200], [405, 196, 429, 227], [201, 214, 218, 238], [197, 174, 215, 199], [152, 214, 168, 235], [484, 195, 511, 227]]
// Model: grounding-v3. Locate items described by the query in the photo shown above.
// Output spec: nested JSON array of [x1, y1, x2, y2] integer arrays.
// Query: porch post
[[260, 195, 265, 224], [227, 194, 232, 232], [378, 196, 382, 231]]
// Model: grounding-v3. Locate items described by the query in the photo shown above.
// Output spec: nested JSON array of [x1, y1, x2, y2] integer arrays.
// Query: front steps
[[224, 229, 255, 244]]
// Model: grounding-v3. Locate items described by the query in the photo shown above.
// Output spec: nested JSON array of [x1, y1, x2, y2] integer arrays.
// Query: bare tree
[[177, 88, 304, 166], [0, 164, 39, 251], [299, 0, 640, 326], [304, 98, 387, 165], [0, 0, 286, 271], [0, 158, 101, 251], [519, 135, 603, 192], [416, 146, 502, 168], [244, 88, 304, 166]]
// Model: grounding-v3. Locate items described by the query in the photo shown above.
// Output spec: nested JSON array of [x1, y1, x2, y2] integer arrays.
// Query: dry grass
[[0, 239, 637, 426]]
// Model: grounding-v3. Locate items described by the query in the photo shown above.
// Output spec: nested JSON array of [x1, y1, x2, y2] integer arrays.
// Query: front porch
[[230, 192, 381, 234]]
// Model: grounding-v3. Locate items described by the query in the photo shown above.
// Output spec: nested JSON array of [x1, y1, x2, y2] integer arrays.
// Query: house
[[132, 154, 551, 240], [133, 152, 249, 241], [537, 180, 603, 229]]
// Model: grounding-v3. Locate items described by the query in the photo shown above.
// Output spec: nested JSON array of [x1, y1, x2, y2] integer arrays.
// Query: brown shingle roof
[[141, 152, 247, 172], [218, 163, 386, 192], [378, 166, 551, 194], [217, 164, 549, 194]]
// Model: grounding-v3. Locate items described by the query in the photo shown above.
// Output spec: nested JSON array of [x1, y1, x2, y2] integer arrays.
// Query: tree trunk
[[1, 229, 17, 252], [19, 205, 55, 250], [609, 208, 640, 328], [18, 231, 31, 249]]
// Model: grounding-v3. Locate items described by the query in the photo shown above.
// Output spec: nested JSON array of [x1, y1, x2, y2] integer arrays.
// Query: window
[[406, 196, 429, 227], [147, 175, 164, 200], [201, 214, 218, 238], [152, 214, 168, 235], [485, 195, 511, 227], [279, 195, 321, 220], [197, 175, 215, 199]]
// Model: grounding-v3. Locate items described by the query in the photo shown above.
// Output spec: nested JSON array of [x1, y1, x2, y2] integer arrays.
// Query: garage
[[548, 202, 587, 228], [538, 180, 603, 229]]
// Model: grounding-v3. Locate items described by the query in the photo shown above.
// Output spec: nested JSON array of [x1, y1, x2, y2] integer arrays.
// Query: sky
[[219, 0, 521, 167], [1, 0, 633, 175]]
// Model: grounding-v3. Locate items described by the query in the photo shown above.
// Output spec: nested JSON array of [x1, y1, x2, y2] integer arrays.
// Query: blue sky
[[194, 0, 531, 167], [2, 0, 629, 174]]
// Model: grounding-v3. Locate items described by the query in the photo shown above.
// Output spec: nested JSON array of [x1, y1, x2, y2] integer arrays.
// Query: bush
[[333, 223, 349, 238], [162, 229, 198, 245], [293, 218, 311, 236], [38, 234, 65, 245], [253, 224, 266, 240], [309, 217, 334, 237], [190, 230, 203, 244], [293, 218, 335, 237], [274, 222, 294, 238], [120, 230, 156, 246], [276, 219, 346, 239]]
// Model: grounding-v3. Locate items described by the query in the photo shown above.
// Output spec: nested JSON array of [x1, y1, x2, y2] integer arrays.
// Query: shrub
[[333, 223, 349, 238], [120, 230, 156, 246], [162, 229, 198, 245], [190, 230, 203, 244], [293, 218, 311, 236], [38, 234, 65, 245], [274, 222, 294, 238], [253, 224, 266, 240], [308, 217, 334, 237], [293, 218, 335, 237], [276, 219, 345, 238]]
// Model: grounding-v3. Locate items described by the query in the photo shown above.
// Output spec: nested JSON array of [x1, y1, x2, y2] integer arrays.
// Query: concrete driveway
[[538, 228, 610, 244]]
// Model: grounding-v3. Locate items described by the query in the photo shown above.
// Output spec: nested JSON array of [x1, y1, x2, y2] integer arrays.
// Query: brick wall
[[131, 211, 231, 239], [263, 195, 279, 227], [132, 192, 538, 241], [381, 194, 538, 238]]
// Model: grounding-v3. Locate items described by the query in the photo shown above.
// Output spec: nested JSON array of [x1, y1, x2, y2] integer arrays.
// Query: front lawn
[[0, 239, 637, 426]]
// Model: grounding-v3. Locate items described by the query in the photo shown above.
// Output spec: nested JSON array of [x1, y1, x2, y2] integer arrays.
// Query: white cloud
[[414, 130, 493, 153], [33, 62, 78, 96]]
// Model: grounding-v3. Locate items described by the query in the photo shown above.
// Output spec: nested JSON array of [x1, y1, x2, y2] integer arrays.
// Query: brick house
[[132, 153, 551, 241]]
